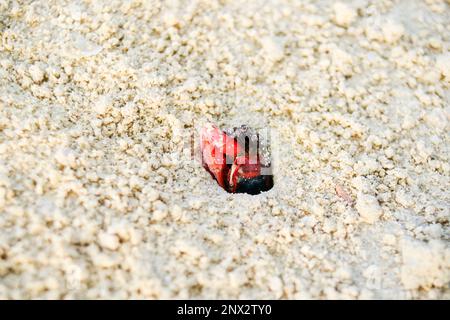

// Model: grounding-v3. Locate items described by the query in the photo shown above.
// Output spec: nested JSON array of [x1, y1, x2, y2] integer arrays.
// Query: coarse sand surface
[[0, 0, 449, 299]]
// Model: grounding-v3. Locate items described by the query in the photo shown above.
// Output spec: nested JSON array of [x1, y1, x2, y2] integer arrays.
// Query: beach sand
[[0, 0, 449, 299]]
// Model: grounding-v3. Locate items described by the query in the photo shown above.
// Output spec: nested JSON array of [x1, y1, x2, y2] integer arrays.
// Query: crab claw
[[200, 123, 273, 194], [227, 157, 261, 193], [200, 124, 236, 189]]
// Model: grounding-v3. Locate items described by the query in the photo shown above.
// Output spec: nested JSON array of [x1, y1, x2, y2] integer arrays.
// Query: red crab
[[200, 123, 273, 195]]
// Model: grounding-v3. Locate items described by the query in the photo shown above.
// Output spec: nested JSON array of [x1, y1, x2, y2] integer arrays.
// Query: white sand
[[0, 0, 449, 299]]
